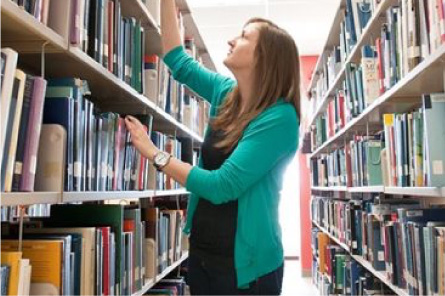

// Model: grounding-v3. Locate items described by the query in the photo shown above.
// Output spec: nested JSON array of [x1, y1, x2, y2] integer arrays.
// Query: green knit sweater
[[163, 46, 299, 288]]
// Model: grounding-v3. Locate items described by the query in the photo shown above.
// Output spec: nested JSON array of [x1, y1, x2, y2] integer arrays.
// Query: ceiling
[[188, 0, 341, 75]]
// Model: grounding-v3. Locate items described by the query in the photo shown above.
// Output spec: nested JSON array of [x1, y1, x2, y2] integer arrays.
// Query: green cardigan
[[163, 46, 299, 288]]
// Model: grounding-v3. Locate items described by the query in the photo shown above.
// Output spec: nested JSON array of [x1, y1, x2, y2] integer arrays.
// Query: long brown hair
[[211, 18, 301, 152]]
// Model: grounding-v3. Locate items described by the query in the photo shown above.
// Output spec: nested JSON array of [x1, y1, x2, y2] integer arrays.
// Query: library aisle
[[5, 0, 445, 295]]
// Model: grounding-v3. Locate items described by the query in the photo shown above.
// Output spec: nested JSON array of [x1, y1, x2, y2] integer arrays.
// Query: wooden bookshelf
[[0, 0, 208, 142], [1, 189, 190, 206], [1, 0, 67, 53], [312, 221, 409, 296], [1, 192, 61, 206]]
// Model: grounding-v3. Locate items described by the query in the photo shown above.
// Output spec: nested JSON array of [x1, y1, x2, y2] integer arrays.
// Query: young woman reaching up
[[125, 0, 301, 294]]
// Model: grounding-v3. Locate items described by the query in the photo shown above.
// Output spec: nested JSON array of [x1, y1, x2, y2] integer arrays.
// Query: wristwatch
[[153, 151, 172, 171]]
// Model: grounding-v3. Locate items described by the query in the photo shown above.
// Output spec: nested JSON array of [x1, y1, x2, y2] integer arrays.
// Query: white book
[[418, 0, 430, 60], [351, 0, 363, 40], [3, 69, 26, 192], [0, 48, 18, 161], [401, 0, 410, 77], [47, 0, 72, 41], [17, 259, 30, 296], [361, 56, 379, 105], [35, 124, 67, 192]]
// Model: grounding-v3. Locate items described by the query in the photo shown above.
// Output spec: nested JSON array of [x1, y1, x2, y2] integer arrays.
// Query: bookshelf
[[310, 43, 445, 158], [1, 189, 190, 206], [312, 220, 409, 296], [1, 0, 213, 294], [307, 0, 445, 295], [0, 0, 210, 142], [311, 186, 445, 197], [308, 0, 398, 126]]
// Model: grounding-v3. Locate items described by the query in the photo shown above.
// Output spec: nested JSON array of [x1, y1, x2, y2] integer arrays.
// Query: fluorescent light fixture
[[188, 0, 266, 7]]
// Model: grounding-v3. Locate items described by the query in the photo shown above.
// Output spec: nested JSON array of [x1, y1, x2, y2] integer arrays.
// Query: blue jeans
[[187, 253, 284, 295]]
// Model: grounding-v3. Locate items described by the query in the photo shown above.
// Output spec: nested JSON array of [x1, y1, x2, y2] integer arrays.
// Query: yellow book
[[2, 240, 63, 295], [317, 232, 329, 274], [1, 251, 22, 296]]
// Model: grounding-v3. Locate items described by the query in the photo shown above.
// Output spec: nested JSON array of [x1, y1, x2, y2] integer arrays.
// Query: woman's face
[[223, 22, 261, 73]]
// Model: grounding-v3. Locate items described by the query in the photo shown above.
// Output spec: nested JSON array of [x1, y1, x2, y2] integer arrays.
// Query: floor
[[281, 260, 318, 296]]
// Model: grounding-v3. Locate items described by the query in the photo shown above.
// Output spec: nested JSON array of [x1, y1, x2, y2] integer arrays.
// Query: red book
[[375, 38, 385, 95], [327, 100, 335, 138], [20, 77, 47, 191], [437, 0, 445, 42], [99, 227, 111, 295], [337, 92, 345, 130], [70, 0, 81, 45]]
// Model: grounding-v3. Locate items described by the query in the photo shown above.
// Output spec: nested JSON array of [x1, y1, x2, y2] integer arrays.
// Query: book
[[20, 77, 47, 191], [422, 93, 445, 187], [34, 124, 67, 192], [0, 252, 22, 296], [2, 69, 26, 192], [0, 48, 18, 164]]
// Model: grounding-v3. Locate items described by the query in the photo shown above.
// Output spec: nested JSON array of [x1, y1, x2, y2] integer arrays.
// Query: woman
[[125, 0, 300, 294]]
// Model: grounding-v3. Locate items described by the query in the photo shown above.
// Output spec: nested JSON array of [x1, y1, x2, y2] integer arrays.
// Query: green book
[[366, 139, 383, 185], [335, 254, 346, 290]]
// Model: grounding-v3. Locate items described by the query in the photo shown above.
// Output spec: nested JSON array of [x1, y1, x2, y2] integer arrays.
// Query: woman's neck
[[234, 70, 255, 112]]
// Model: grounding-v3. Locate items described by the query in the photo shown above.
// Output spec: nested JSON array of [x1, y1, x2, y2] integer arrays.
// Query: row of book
[[310, 92, 445, 188], [312, 229, 394, 295], [311, 0, 376, 103], [9, 0, 51, 24], [310, 135, 383, 188], [146, 53, 210, 137], [311, 195, 445, 295], [7, 0, 210, 137], [0, 202, 187, 296], [1, 48, 201, 193], [310, 0, 445, 133]]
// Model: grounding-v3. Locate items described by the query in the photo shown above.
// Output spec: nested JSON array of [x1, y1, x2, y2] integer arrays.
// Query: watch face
[[155, 152, 169, 167]]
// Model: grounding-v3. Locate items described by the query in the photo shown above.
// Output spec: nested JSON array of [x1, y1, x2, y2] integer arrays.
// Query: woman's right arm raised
[[161, 0, 182, 54], [160, 0, 235, 105]]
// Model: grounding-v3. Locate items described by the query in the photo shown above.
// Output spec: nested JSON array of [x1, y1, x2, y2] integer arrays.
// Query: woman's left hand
[[124, 115, 159, 161]]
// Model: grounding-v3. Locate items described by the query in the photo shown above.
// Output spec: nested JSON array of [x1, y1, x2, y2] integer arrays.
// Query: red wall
[[299, 56, 318, 275]]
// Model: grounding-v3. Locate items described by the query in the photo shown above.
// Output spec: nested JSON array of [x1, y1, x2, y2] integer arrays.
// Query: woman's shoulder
[[254, 101, 299, 127]]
